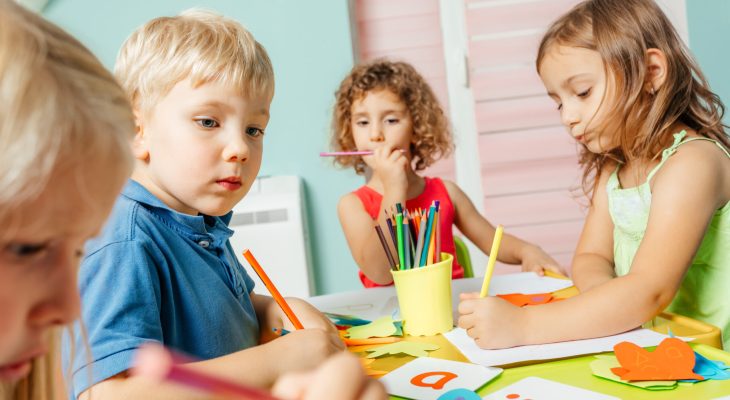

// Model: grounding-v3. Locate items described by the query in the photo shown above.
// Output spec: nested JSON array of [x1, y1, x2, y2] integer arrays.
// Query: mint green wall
[[44, 0, 364, 294], [687, 0, 730, 123]]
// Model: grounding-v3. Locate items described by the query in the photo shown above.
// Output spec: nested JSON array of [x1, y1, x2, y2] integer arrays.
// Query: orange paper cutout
[[410, 371, 458, 390], [611, 338, 704, 381], [496, 293, 563, 307]]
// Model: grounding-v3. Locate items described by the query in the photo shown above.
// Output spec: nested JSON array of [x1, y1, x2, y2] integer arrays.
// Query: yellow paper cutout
[[346, 316, 398, 339], [366, 341, 440, 358]]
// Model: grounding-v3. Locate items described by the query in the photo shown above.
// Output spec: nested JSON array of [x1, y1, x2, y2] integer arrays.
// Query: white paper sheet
[[483, 377, 620, 400], [443, 327, 684, 367], [307, 274, 573, 321]]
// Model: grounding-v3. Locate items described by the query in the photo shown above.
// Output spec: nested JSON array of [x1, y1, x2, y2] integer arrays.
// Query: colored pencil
[[375, 225, 397, 270], [480, 225, 504, 297], [133, 345, 280, 400], [385, 217, 397, 250], [426, 225, 435, 265], [395, 213, 404, 270], [319, 151, 373, 157], [404, 221, 411, 269], [273, 327, 290, 337], [414, 213, 427, 266], [242, 249, 304, 330], [434, 202, 441, 263], [419, 204, 436, 266]]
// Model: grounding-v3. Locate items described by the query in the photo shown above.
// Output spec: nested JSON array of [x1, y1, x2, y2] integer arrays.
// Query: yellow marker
[[480, 225, 504, 297]]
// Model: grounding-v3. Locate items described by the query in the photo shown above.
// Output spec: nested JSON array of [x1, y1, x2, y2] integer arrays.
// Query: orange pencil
[[242, 249, 304, 330]]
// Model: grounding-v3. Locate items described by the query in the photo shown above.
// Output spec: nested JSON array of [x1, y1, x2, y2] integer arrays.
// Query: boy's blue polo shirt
[[62, 180, 260, 399]]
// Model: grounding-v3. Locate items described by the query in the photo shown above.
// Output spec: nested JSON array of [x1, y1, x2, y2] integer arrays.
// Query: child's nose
[[560, 106, 580, 128], [30, 257, 81, 328], [369, 123, 384, 142], [223, 134, 250, 162]]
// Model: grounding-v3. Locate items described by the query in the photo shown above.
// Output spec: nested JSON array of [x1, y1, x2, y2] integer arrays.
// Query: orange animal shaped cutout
[[496, 293, 562, 307], [611, 338, 704, 381]]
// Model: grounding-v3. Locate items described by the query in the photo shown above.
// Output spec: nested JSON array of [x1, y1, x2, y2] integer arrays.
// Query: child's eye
[[577, 88, 591, 98], [385, 118, 399, 124], [556, 104, 563, 111], [4, 242, 49, 258], [355, 120, 369, 127], [194, 118, 220, 129], [245, 127, 264, 138]]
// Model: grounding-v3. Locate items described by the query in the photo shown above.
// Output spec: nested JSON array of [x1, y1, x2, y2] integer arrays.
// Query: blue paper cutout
[[679, 351, 730, 382], [436, 388, 481, 400]]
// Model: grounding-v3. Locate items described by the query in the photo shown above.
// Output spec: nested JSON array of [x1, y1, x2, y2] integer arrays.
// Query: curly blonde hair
[[331, 59, 453, 175], [537, 0, 729, 198]]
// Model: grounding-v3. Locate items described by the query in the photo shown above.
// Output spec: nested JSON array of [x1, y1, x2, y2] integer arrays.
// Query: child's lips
[[0, 348, 46, 380], [216, 177, 242, 191], [0, 360, 32, 380]]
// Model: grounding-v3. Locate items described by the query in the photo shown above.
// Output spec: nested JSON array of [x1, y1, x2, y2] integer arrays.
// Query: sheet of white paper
[[483, 377, 620, 400], [452, 273, 573, 297], [380, 357, 502, 400], [307, 274, 573, 321], [444, 327, 686, 367]]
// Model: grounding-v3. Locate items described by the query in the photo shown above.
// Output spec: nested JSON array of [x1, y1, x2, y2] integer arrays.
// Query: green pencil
[[396, 212, 404, 270]]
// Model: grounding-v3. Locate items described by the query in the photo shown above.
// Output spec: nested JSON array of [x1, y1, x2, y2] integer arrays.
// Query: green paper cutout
[[590, 357, 677, 391], [366, 341, 440, 358], [346, 316, 398, 339]]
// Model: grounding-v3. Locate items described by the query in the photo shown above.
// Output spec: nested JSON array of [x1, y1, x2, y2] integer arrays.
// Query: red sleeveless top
[[352, 177, 464, 288]]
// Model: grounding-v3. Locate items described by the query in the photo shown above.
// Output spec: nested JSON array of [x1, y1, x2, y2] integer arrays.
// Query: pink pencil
[[319, 151, 373, 157], [133, 344, 280, 400]]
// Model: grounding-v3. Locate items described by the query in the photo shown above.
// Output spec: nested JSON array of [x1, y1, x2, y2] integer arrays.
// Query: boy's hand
[[457, 292, 527, 349], [520, 245, 566, 276], [371, 144, 408, 194], [266, 328, 345, 376], [284, 298, 339, 335], [272, 352, 387, 400]]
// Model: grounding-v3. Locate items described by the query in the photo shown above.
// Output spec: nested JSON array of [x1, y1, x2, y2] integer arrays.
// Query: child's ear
[[645, 48, 668, 94], [131, 107, 150, 161]]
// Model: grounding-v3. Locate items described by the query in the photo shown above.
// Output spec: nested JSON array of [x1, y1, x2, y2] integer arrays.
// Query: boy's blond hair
[[0, 0, 134, 233], [115, 9, 275, 115]]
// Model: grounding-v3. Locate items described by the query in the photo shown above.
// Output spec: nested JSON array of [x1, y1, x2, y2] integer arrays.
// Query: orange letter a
[[410, 371, 458, 390]]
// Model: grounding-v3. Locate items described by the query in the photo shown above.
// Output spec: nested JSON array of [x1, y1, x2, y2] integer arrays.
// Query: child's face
[[350, 89, 413, 167], [0, 164, 124, 380], [134, 79, 271, 216], [539, 45, 614, 153]]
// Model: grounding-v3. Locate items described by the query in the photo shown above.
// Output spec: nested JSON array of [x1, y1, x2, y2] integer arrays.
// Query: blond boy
[[62, 10, 342, 399]]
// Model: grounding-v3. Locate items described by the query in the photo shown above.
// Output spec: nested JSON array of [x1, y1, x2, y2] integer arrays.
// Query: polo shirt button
[[198, 240, 210, 248]]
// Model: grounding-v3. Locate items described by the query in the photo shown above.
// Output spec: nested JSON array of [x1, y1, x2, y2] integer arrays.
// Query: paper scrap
[[612, 338, 703, 381], [496, 292, 563, 307], [483, 377, 620, 399], [346, 316, 398, 339], [590, 356, 677, 390], [366, 341, 440, 358]]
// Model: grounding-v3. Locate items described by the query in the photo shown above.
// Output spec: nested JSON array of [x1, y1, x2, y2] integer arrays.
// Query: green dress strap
[[647, 130, 730, 182]]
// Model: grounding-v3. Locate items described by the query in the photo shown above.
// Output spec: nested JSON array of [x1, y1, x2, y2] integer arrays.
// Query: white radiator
[[228, 175, 314, 298]]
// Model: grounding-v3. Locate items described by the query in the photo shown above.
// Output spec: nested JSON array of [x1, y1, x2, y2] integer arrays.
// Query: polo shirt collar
[[121, 179, 234, 243]]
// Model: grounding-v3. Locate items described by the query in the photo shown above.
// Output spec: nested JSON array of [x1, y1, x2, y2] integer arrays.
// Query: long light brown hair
[[331, 59, 453, 175], [537, 0, 729, 197]]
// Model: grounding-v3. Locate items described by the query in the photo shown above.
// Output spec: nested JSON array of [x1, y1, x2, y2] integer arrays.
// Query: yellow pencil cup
[[391, 253, 454, 336]]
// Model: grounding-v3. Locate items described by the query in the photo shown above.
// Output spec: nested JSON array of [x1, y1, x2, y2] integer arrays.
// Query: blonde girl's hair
[[331, 59, 454, 175], [0, 0, 134, 231], [115, 8, 275, 116], [536, 0, 729, 197], [0, 1, 134, 398]]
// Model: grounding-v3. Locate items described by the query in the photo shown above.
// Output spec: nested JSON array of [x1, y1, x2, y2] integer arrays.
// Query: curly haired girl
[[331, 59, 561, 287]]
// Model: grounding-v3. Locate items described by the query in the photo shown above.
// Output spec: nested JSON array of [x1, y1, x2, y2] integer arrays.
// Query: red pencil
[[134, 344, 280, 400], [242, 249, 304, 330]]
